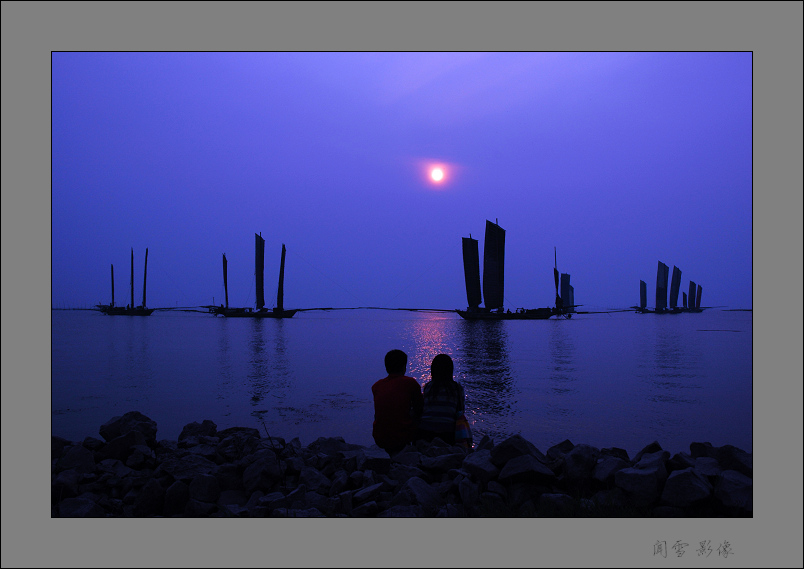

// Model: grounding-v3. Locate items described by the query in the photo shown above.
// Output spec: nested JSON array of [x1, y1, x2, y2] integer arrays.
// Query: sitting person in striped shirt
[[416, 353, 465, 446]]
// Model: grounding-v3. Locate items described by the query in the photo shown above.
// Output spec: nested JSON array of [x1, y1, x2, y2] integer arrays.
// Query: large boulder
[[155, 454, 218, 483], [714, 470, 752, 513], [99, 411, 158, 445], [564, 444, 600, 480], [462, 450, 500, 484], [178, 420, 217, 441], [660, 467, 713, 508], [491, 434, 545, 468], [55, 444, 95, 475], [497, 454, 556, 485]]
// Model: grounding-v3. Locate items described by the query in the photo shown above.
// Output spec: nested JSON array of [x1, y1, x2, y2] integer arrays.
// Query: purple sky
[[52, 52, 752, 310]]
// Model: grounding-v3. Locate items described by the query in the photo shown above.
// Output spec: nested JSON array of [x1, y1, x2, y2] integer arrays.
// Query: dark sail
[[462, 236, 482, 308], [683, 291, 688, 308], [482, 220, 505, 310], [223, 253, 229, 308], [277, 244, 286, 312], [669, 265, 682, 308], [655, 261, 669, 311], [111, 264, 115, 307], [689, 281, 697, 309], [640, 280, 647, 309], [696, 284, 703, 308], [142, 248, 149, 308], [255, 233, 265, 310], [130, 248, 134, 309], [560, 273, 571, 309]]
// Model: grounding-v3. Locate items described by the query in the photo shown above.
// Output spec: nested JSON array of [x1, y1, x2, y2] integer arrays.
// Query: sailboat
[[97, 248, 155, 316], [455, 220, 558, 320], [634, 261, 691, 314], [211, 233, 298, 318]]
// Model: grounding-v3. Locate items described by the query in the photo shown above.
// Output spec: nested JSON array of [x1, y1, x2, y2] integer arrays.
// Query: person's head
[[430, 353, 454, 382], [385, 349, 408, 375]]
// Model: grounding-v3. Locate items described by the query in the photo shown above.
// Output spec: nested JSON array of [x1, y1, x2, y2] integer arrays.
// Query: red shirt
[[371, 374, 424, 450]]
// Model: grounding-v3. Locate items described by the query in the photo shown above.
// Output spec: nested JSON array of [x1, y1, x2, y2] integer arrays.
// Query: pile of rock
[[51, 411, 752, 517]]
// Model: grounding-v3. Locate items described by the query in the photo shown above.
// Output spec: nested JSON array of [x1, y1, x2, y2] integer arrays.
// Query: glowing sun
[[430, 167, 445, 182]]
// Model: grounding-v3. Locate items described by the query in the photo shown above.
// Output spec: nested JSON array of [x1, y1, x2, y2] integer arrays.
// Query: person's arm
[[411, 381, 424, 420]]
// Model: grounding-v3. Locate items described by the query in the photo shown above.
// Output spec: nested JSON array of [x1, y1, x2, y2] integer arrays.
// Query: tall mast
[[130, 248, 134, 309], [277, 244, 286, 312], [142, 248, 149, 308], [222, 253, 229, 308], [554, 246, 560, 309], [111, 264, 115, 307]]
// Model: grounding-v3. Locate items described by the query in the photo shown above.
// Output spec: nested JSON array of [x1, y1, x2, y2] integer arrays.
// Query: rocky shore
[[51, 411, 752, 517]]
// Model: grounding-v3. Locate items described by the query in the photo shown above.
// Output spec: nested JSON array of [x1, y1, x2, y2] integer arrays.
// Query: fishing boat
[[634, 261, 686, 314], [682, 280, 705, 312], [97, 248, 155, 316], [455, 220, 565, 320], [210, 233, 298, 318]]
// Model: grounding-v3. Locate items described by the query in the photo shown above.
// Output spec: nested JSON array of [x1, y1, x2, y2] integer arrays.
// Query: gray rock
[[491, 434, 545, 467], [357, 447, 391, 474], [329, 470, 350, 497], [98, 430, 148, 462], [133, 478, 165, 517], [125, 444, 157, 470], [155, 454, 218, 483], [179, 420, 218, 441], [53, 469, 82, 501], [660, 467, 713, 508], [189, 474, 221, 503], [299, 466, 332, 495], [391, 477, 441, 515], [633, 441, 663, 463], [689, 441, 716, 459], [349, 501, 379, 517], [615, 467, 662, 506], [715, 445, 752, 479], [99, 411, 158, 445], [58, 495, 107, 517], [634, 450, 670, 485], [546, 439, 575, 461], [694, 457, 723, 479], [391, 449, 424, 468], [306, 436, 365, 456], [714, 470, 752, 512], [52, 435, 72, 459], [163, 480, 189, 516], [498, 454, 556, 485], [564, 444, 600, 480], [475, 435, 494, 452], [216, 431, 261, 462], [461, 450, 499, 484], [539, 493, 575, 516], [420, 452, 466, 473], [82, 436, 106, 452], [380, 505, 425, 517], [184, 499, 218, 517], [487, 480, 507, 499], [593, 455, 629, 483], [96, 458, 135, 479], [458, 477, 480, 513], [600, 447, 630, 462], [353, 482, 384, 504], [243, 457, 282, 495], [55, 444, 95, 474]]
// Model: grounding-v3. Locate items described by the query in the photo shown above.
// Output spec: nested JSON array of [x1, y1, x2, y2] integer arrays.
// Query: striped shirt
[[418, 381, 465, 433]]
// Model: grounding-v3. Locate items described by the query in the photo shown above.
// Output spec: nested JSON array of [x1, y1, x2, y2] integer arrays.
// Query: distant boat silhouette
[[634, 261, 705, 313], [456, 220, 570, 320], [97, 248, 155, 316], [210, 233, 298, 318]]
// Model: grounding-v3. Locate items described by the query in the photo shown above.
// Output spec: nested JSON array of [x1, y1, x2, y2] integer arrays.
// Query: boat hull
[[212, 307, 298, 318], [456, 308, 555, 320], [98, 305, 155, 316]]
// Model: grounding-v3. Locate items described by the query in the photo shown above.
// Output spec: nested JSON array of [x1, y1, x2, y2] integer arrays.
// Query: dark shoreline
[[52, 411, 752, 518]]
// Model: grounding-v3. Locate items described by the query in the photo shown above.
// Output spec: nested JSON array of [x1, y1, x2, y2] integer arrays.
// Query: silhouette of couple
[[371, 349, 470, 457]]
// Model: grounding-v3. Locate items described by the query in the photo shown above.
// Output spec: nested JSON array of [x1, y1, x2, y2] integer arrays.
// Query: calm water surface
[[51, 309, 752, 458]]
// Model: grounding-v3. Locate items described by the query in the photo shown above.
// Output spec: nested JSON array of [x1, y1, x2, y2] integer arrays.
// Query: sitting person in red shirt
[[372, 349, 424, 456]]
